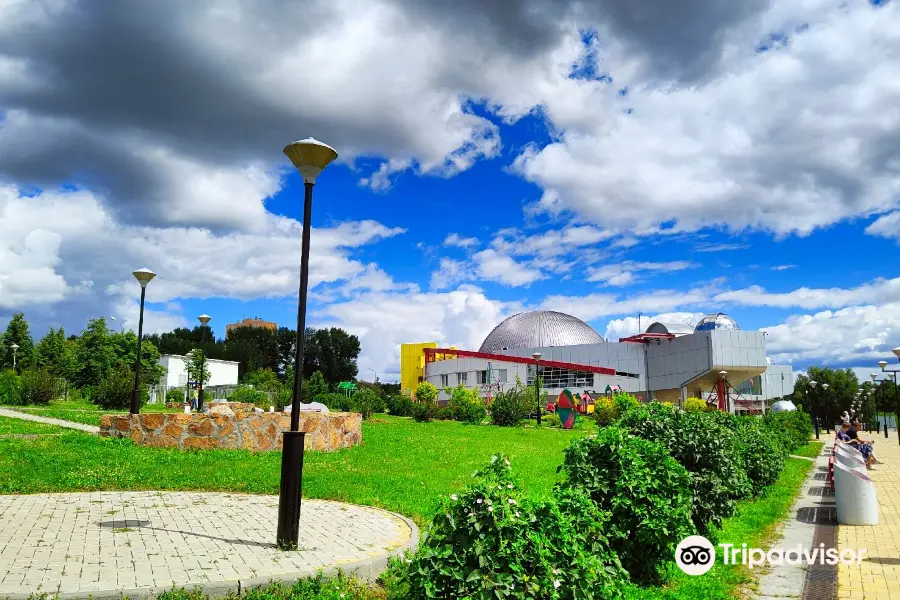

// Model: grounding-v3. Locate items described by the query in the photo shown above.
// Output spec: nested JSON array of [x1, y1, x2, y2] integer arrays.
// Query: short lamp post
[[809, 380, 819, 439], [871, 373, 882, 434], [878, 348, 900, 444], [821, 383, 829, 433], [718, 370, 728, 413], [110, 315, 124, 333], [10, 343, 19, 371], [131, 268, 156, 414], [276, 137, 338, 550], [197, 314, 212, 411], [532, 352, 543, 425]]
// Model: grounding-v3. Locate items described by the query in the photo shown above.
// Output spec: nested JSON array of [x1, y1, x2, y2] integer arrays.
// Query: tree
[[793, 367, 860, 426], [146, 326, 226, 360], [303, 327, 360, 385], [224, 326, 279, 379], [35, 327, 75, 382], [107, 331, 166, 389], [1, 313, 35, 372], [306, 370, 329, 399], [73, 318, 116, 389], [186, 349, 211, 398]]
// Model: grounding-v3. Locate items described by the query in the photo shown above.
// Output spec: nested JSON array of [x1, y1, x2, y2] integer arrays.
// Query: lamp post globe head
[[809, 380, 817, 388], [718, 370, 728, 378], [10, 343, 18, 352], [532, 352, 542, 362], [283, 138, 338, 185], [822, 383, 829, 390], [198, 314, 212, 325], [132, 268, 156, 288], [879, 360, 888, 370], [871, 373, 878, 381]]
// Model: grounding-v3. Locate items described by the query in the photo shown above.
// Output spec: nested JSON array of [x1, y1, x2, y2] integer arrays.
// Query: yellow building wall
[[400, 342, 437, 395]]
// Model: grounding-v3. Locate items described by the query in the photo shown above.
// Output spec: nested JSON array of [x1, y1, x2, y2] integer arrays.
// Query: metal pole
[[12, 350, 16, 371], [884, 380, 890, 439], [197, 347, 205, 412], [130, 286, 146, 414], [277, 181, 313, 549], [813, 386, 820, 439], [534, 359, 541, 426]]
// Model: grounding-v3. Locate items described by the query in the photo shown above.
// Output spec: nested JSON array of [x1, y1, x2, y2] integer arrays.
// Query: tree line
[[792, 365, 899, 426], [0, 311, 397, 407]]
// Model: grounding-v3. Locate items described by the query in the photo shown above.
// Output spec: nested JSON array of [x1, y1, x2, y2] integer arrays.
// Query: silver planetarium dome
[[694, 312, 740, 333], [479, 311, 604, 354]]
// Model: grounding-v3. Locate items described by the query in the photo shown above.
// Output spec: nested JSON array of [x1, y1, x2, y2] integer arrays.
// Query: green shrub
[[228, 385, 270, 409], [764, 409, 814, 452], [386, 394, 414, 416], [93, 364, 138, 410], [683, 397, 708, 412], [0, 369, 22, 405], [314, 392, 352, 412], [560, 426, 693, 583], [390, 454, 626, 599], [351, 387, 380, 419], [433, 406, 453, 421], [543, 412, 562, 428], [592, 396, 619, 425], [489, 384, 530, 426], [411, 401, 435, 422], [736, 417, 787, 495], [18, 368, 61, 405], [620, 403, 751, 536], [613, 392, 640, 414], [447, 385, 486, 424], [414, 381, 438, 404], [166, 388, 185, 404]]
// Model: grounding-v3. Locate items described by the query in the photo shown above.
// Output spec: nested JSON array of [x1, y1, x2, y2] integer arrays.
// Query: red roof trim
[[424, 347, 617, 375]]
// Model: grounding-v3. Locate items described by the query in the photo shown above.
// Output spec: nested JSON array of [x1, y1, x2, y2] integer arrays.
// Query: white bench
[[833, 461, 879, 525]]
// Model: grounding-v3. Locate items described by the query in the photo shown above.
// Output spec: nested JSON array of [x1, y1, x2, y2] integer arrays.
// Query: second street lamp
[[131, 268, 156, 414], [532, 352, 542, 425], [10, 343, 19, 371], [809, 380, 819, 439], [276, 137, 338, 550], [197, 314, 212, 411], [878, 348, 900, 443]]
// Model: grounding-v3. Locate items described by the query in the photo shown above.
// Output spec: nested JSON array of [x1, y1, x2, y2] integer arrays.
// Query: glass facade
[[527, 365, 595, 389]]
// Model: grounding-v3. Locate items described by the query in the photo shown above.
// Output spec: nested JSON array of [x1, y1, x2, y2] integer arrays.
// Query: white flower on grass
[[450, 494, 458, 501], [515, 511, 521, 518], [488, 506, 494, 512], [508, 499, 517, 505], [507, 484, 514, 489], [553, 568, 561, 575], [505, 458, 511, 466], [477, 498, 483, 504], [554, 580, 561, 589]]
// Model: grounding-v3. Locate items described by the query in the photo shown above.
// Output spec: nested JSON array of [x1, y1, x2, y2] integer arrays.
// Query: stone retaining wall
[[99, 412, 361, 452]]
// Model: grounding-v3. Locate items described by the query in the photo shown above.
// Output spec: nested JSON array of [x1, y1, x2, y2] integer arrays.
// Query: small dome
[[770, 400, 797, 413], [479, 311, 604, 353], [694, 312, 740, 332], [645, 322, 694, 337]]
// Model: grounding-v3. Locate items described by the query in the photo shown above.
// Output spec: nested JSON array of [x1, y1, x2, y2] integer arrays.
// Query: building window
[[476, 370, 488, 384], [440, 374, 449, 387], [457, 372, 468, 385], [527, 365, 594, 389], [497, 369, 508, 383]]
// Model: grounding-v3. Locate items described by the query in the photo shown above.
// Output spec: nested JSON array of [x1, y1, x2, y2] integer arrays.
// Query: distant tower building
[[225, 317, 278, 336]]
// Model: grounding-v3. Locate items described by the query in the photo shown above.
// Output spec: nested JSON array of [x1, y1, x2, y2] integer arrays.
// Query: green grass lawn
[[0, 415, 63, 436], [791, 440, 826, 458], [8, 398, 179, 426], [0, 415, 590, 525]]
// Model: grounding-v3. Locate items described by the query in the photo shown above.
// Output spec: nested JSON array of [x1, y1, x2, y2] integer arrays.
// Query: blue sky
[[2, 0, 900, 381]]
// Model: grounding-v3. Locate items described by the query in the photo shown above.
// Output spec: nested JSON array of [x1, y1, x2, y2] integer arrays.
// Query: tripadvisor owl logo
[[675, 535, 716, 576]]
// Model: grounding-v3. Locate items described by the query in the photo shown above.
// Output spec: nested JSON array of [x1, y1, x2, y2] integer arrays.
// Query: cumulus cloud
[[443, 233, 480, 249], [587, 260, 697, 286], [604, 311, 706, 340], [715, 278, 900, 310]]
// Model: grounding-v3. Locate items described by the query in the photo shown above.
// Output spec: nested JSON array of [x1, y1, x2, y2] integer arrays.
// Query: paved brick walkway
[[0, 492, 417, 599], [837, 431, 900, 600], [0, 408, 99, 434]]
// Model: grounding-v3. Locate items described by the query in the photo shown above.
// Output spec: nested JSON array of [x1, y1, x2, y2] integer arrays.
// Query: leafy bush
[[543, 412, 562, 428], [414, 381, 438, 404], [489, 383, 530, 426], [386, 393, 414, 416], [764, 409, 814, 453], [560, 426, 693, 583], [613, 392, 640, 414], [0, 369, 22, 405], [447, 385, 486, 424], [19, 368, 61, 405], [592, 396, 619, 425], [228, 385, 270, 409], [314, 392, 352, 411], [736, 417, 787, 495], [93, 364, 138, 410], [166, 388, 185, 404], [351, 387, 380, 419], [411, 401, 436, 422], [620, 403, 751, 536], [433, 406, 453, 421], [683, 397, 708, 412], [390, 454, 626, 599]]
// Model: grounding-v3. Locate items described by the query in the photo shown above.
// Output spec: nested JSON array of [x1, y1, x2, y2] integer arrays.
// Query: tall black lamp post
[[197, 314, 211, 411], [821, 382, 830, 431], [532, 352, 542, 425], [808, 380, 819, 439], [871, 373, 882, 434], [130, 268, 156, 414], [276, 137, 338, 549], [878, 348, 900, 444]]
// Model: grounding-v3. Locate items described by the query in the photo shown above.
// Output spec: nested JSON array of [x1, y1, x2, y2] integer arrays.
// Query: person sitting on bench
[[838, 421, 878, 467]]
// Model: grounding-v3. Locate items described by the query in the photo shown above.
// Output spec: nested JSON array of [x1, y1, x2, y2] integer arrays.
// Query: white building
[[417, 311, 794, 413], [156, 354, 240, 402]]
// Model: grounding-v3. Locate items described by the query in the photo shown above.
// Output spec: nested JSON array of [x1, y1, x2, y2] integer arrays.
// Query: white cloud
[[539, 288, 710, 324], [865, 211, 900, 241], [587, 260, 697, 286], [604, 311, 706, 341], [513, 0, 900, 236], [715, 278, 900, 310], [473, 249, 543, 287], [430, 258, 470, 291], [443, 233, 480, 249], [771, 264, 797, 271]]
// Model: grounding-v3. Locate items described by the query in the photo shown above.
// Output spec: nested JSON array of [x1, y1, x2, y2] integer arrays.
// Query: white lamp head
[[132, 268, 156, 287], [822, 383, 829, 390], [198, 314, 212, 325], [879, 360, 888, 369], [718, 370, 728, 378], [809, 380, 817, 388], [10, 343, 18, 351], [283, 138, 338, 184], [532, 352, 542, 361], [871, 373, 878, 381], [893, 347, 900, 359]]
